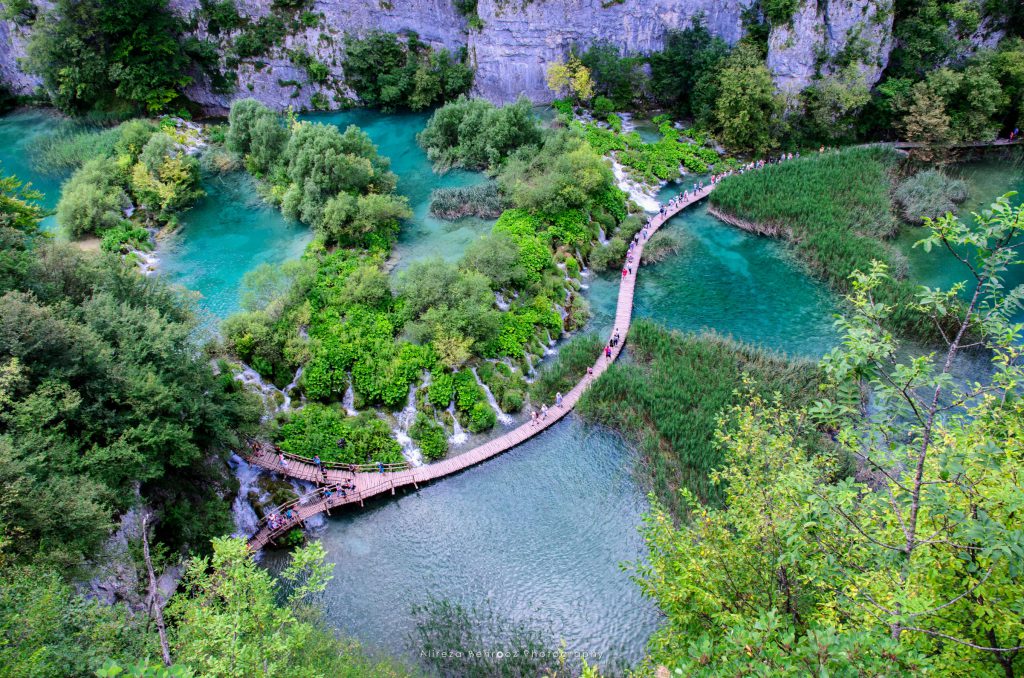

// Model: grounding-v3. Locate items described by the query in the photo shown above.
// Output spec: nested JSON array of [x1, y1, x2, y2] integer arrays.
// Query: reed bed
[[428, 182, 503, 219], [528, 333, 604, 405], [709, 146, 943, 340], [578, 320, 829, 517]]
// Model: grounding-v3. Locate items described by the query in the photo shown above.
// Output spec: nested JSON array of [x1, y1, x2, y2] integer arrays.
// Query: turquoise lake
[[3, 107, 1021, 668]]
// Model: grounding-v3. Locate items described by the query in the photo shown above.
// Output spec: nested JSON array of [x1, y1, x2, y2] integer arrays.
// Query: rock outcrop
[[0, 0, 900, 110], [766, 0, 894, 94]]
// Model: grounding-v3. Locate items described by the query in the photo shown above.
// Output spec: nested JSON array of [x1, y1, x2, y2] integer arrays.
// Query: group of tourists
[[266, 507, 297, 532], [529, 391, 565, 426]]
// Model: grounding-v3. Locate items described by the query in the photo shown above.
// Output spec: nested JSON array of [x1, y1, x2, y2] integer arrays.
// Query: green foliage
[[427, 370, 455, 408], [409, 413, 448, 460], [795, 66, 872, 145], [417, 95, 543, 171], [637, 200, 1024, 675], [56, 157, 128, 238], [711, 43, 786, 153], [529, 333, 603, 405], [580, 320, 832, 512], [497, 128, 614, 214], [200, 0, 245, 36], [710, 146, 946, 340], [573, 119, 721, 182], [577, 42, 648, 109], [0, 171, 46, 294], [28, 125, 124, 174], [893, 169, 969, 223], [428, 181, 503, 219], [100, 221, 152, 253], [452, 369, 483, 412], [461, 232, 526, 290], [468, 400, 497, 433], [761, 0, 798, 25], [493, 210, 553, 284], [397, 258, 501, 350], [342, 31, 472, 111], [1, 0, 37, 25], [649, 15, 731, 118], [167, 538, 410, 677], [276, 404, 403, 464], [232, 13, 287, 58], [27, 0, 193, 114], [2, 192, 260, 563], [475, 360, 525, 413]]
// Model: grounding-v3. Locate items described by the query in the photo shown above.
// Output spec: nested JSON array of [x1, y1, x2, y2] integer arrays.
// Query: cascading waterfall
[[447, 401, 468, 445], [597, 226, 609, 245], [494, 290, 511, 311], [612, 159, 660, 213], [229, 453, 269, 538], [279, 366, 304, 413], [470, 367, 514, 426], [524, 353, 537, 382], [392, 383, 424, 466], [234, 363, 285, 420], [342, 372, 358, 416]]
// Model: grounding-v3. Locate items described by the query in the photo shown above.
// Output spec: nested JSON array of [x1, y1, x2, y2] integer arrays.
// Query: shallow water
[[157, 172, 312, 324], [0, 108, 74, 230], [587, 201, 841, 359], [895, 157, 1024, 323], [262, 418, 660, 667], [302, 110, 496, 269]]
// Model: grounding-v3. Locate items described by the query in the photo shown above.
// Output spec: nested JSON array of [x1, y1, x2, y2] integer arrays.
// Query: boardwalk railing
[[246, 184, 715, 551], [243, 439, 410, 475]]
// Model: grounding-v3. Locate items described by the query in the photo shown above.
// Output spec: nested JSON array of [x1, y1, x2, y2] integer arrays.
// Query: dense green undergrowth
[[709, 146, 949, 340], [577, 320, 839, 515]]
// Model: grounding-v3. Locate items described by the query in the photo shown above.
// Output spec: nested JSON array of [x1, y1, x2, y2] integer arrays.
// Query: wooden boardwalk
[[244, 186, 714, 551]]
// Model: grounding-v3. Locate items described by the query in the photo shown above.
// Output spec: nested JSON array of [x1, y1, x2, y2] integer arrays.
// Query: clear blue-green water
[[8, 107, 1019, 669], [0, 109, 73, 230]]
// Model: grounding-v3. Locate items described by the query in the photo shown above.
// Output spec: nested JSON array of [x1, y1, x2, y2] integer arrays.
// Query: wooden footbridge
[[242, 185, 714, 551]]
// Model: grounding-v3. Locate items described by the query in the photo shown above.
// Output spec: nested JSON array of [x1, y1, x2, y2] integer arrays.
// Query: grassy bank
[[709, 146, 942, 340], [577, 320, 835, 516]]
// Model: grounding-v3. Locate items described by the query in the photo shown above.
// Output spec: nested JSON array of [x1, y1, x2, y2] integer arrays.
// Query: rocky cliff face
[[0, 0, 896, 111]]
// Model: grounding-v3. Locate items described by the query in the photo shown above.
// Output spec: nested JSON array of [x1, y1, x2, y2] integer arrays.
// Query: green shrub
[[453, 369, 482, 411], [418, 95, 543, 171], [100, 221, 151, 253], [592, 95, 615, 115], [276, 404, 404, 464], [893, 169, 970, 224], [428, 371, 455, 408], [468, 401, 497, 433], [57, 157, 128, 238], [410, 413, 448, 460]]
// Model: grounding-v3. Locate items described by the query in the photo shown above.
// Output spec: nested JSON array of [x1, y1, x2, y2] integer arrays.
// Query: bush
[[57, 157, 128, 238], [468, 401, 497, 433], [410, 413, 448, 460], [276, 404, 404, 464], [428, 371, 455, 408], [100, 221, 151, 253], [429, 182, 503, 219], [893, 169, 969, 224], [417, 95, 543, 171], [343, 31, 472, 111], [453, 369, 483, 411]]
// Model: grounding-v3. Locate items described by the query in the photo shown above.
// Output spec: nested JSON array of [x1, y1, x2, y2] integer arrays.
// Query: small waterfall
[[447, 401, 468, 445], [470, 367, 514, 426], [597, 225, 609, 245], [234, 364, 285, 420], [611, 158, 661, 212], [574, 248, 590, 277], [343, 373, 358, 416], [524, 354, 537, 382], [278, 366, 304, 413], [494, 291, 511, 311], [392, 383, 423, 466], [554, 303, 569, 324], [229, 453, 268, 538]]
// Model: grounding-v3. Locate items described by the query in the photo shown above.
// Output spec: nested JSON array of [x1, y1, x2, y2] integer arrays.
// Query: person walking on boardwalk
[[555, 392, 563, 408], [279, 452, 288, 468], [605, 345, 612, 359], [531, 410, 539, 426], [540, 404, 549, 420]]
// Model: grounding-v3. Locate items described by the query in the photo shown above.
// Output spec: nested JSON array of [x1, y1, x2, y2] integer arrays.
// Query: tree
[[56, 157, 128, 238], [898, 80, 953, 144], [578, 42, 648, 108], [798, 66, 871, 144], [637, 196, 1024, 675], [711, 44, 786, 153], [546, 56, 595, 102], [649, 15, 731, 116], [27, 0, 192, 113]]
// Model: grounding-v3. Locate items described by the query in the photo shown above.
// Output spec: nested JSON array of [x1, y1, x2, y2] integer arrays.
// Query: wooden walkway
[[244, 186, 714, 551]]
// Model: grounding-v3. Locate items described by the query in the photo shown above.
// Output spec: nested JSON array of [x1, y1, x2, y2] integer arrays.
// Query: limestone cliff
[[0, 0, 897, 111]]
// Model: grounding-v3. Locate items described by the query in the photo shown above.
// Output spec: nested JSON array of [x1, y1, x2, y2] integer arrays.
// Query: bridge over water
[[243, 185, 714, 551]]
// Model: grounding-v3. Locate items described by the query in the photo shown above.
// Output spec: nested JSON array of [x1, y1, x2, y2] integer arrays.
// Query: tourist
[[605, 345, 612, 359], [555, 392, 563, 407], [622, 267, 628, 277], [587, 366, 594, 376], [377, 461, 384, 473], [531, 410, 538, 426], [541, 404, 549, 420], [278, 453, 288, 468]]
